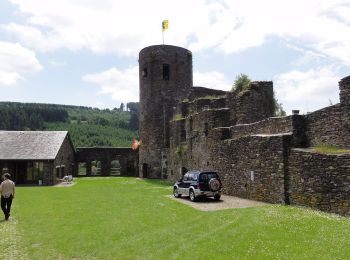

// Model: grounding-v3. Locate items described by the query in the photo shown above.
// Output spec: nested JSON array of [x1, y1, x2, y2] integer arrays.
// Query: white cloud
[[3, 0, 211, 55], [0, 41, 42, 85], [82, 66, 139, 102], [193, 71, 231, 91], [4, 0, 349, 67], [274, 67, 341, 114], [49, 60, 67, 67], [83, 67, 232, 103]]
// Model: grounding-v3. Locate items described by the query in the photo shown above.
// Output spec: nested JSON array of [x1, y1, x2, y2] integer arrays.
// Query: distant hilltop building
[[139, 44, 350, 216]]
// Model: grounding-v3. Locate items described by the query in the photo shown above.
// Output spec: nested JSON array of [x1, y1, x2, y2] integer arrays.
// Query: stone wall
[[164, 69, 350, 216], [168, 100, 291, 204], [304, 76, 350, 148], [138, 44, 350, 216], [228, 115, 306, 147], [52, 135, 75, 184], [180, 97, 227, 117], [339, 75, 350, 106], [304, 104, 347, 147], [189, 87, 226, 99], [42, 161, 54, 185], [289, 149, 350, 216], [75, 147, 138, 177], [168, 107, 231, 180], [209, 134, 290, 204], [235, 81, 275, 124]]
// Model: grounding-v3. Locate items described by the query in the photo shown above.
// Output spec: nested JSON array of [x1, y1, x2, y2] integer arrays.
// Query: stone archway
[[75, 148, 138, 177]]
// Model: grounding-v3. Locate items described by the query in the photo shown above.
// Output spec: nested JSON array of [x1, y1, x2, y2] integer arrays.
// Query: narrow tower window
[[142, 68, 148, 78], [204, 122, 209, 136], [163, 64, 170, 80]]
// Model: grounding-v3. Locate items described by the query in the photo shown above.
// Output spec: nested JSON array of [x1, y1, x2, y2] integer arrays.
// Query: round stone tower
[[139, 45, 193, 178]]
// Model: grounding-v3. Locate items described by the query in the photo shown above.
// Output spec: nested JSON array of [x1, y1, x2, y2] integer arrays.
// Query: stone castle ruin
[[139, 44, 350, 216]]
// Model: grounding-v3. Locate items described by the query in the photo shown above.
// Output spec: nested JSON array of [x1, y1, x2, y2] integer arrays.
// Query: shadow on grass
[[143, 178, 173, 187]]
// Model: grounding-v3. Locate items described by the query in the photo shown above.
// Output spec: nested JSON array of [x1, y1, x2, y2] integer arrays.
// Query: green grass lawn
[[1, 177, 350, 259]]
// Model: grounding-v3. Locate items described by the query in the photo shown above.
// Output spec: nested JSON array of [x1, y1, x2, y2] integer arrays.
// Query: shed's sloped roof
[[0, 131, 69, 160]]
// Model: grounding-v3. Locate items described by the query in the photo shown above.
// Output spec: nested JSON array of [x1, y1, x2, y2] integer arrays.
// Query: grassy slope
[[46, 106, 137, 147], [7, 178, 350, 259], [44, 122, 137, 147], [0, 101, 137, 147]]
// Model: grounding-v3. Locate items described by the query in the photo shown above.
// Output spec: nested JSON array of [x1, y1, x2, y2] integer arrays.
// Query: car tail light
[[197, 182, 201, 189]]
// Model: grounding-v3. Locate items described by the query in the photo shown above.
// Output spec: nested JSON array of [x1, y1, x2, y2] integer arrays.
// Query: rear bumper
[[194, 189, 221, 197]]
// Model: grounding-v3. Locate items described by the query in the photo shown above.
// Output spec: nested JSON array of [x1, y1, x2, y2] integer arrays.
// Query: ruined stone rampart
[[75, 147, 138, 177], [138, 44, 350, 216], [210, 134, 290, 204], [304, 104, 346, 147], [230, 116, 293, 138], [225, 115, 306, 147], [234, 81, 274, 124], [289, 149, 350, 216], [303, 75, 350, 148], [180, 97, 227, 117], [189, 87, 226, 99]]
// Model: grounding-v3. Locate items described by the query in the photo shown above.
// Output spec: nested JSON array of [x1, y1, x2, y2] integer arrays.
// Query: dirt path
[[0, 217, 28, 260], [167, 195, 267, 211]]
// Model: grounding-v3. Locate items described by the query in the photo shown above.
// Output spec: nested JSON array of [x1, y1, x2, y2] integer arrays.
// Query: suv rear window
[[199, 172, 218, 181], [183, 174, 189, 181], [187, 173, 199, 181]]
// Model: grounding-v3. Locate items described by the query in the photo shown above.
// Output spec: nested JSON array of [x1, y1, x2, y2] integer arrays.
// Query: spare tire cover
[[209, 178, 220, 192]]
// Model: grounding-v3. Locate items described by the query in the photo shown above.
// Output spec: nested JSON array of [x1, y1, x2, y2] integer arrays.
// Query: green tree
[[274, 99, 286, 117], [127, 102, 139, 130], [231, 73, 251, 92]]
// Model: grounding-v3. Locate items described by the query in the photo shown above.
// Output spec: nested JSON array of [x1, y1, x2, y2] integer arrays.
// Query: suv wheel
[[214, 194, 221, 201], [189, 189, 196, 202], [173, 187, 181, 198]]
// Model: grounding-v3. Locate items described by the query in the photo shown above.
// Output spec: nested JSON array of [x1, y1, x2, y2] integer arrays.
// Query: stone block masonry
[[139, 45, 193, 178], [138, 44, 350, 216], [289, 149, 350, 216], [210, 134, 290, 204], [75, 148, 138, 177]]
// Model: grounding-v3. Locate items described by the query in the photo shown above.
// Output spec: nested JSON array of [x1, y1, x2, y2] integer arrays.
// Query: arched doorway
[[142, 163, 148, 178]]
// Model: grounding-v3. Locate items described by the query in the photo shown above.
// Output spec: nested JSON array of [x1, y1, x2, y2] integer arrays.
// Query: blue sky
[[0, 0, 349, 114]]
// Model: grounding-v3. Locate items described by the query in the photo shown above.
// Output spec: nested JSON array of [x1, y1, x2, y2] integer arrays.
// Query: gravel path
[[167, 195, 267, 211]]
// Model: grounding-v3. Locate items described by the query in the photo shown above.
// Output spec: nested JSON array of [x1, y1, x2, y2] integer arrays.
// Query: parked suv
[[173, 170, 222, 201]]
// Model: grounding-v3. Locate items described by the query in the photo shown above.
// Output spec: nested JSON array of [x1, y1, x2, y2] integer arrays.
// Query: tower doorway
[[142, 163, 148, 178]]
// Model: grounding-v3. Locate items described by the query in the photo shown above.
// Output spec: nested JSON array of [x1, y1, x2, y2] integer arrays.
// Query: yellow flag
[[162, 20, 169, 31]]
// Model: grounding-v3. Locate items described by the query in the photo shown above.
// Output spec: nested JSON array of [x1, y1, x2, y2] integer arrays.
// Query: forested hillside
[[0, 102, 139, 147]]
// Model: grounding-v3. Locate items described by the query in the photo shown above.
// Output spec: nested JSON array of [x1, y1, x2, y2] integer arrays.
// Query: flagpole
[[162, 20, 168, 45]]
